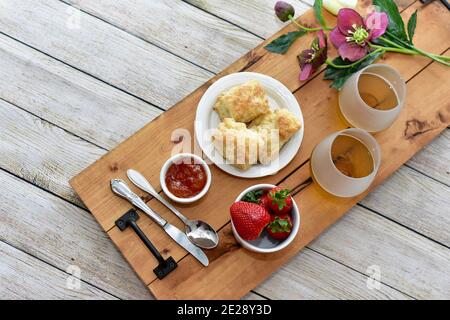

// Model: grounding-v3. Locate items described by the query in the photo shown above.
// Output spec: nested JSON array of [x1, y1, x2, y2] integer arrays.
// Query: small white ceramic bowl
[[160, 153, 211, 203], [231, 184, 300, 253]]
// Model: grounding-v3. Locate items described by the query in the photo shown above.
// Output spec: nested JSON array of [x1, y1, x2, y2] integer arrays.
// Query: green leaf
[[324, 50, 384, 90], [269, 188, 290, 210], [268, 216, 292, 233], [264, 30, 307, 54], [313, 0, 327, 29], [241, 190, 264, 204], [407, 10, 418, 44], [373, 0, 408, 41]]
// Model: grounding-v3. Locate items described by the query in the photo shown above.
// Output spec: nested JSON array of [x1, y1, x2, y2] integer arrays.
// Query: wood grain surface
[[70, 1, 450, 299], [148, 53, 450, 299], [0, 0, 212, 109], [1, 0, 448, 299], [0, 241, 115, 300]]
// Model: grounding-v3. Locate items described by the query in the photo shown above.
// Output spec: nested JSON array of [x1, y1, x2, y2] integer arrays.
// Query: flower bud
[[275, 1, 295, 22], [323, 0, 357, 16]]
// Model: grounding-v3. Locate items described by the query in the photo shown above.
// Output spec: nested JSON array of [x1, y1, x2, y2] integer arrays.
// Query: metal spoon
[[127, 169, 219, 249]]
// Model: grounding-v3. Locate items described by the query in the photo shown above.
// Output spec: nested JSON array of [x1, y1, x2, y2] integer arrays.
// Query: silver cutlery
[[127, 169, 219, 249], [110, 179, 209, 267]]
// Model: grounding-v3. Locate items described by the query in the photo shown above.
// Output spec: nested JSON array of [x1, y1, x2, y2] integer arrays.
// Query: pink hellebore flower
[[330, 9, 388, 61], [298, 30, 328, 81]]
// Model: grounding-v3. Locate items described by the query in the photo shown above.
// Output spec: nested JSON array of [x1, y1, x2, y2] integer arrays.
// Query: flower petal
[[365, 11, 388, 39], [317, 30, 327, 48], [312, 47, 328, 70], [330, 27, 347, 48], [299, 63, 313, 81], [337, 8, 364, 35], [338, 42, 368, 61], [297, 48, 315, 67]]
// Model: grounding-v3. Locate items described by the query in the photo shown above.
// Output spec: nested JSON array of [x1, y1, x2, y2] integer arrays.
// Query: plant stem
[[326, 48, 384, 69], [369, 43, 417, 55], [378, 36, 404, 50], [380, 33, 450, 66], [431, 54, 450, 61], [288, 15, 332, 32], [409, 46, 450, 66]]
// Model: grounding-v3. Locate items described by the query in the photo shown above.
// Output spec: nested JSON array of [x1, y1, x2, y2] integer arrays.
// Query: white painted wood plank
[[0, 241, 115, 300], [0, 33, 161, 150], [407, 129, 450, 186], [255, 248, 411, 299], [0, 0, 212, 109], [0, 98, 103, 207], [309, 206, 450, 299], [0, 168, 152, 300], [299, 0, 315, 6], [242, 292, 267, 300], [185, 0, 310, 38], [63, 0, 260, 73], [361, 166, 450, 246]]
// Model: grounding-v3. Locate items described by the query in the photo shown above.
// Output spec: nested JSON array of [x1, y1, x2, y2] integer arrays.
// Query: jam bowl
[[160, 153, 211, 203]]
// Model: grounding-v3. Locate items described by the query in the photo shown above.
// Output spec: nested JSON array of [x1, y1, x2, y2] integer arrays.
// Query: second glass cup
[[310, 128, 381, 197], [339, 64, 406, 132]]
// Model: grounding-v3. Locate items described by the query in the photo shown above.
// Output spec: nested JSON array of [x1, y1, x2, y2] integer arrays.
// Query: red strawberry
[[267, 186, 293, 215], [259, 193, 272, 212], [266, 213, 293, 240], [230, 201, 270, 241]]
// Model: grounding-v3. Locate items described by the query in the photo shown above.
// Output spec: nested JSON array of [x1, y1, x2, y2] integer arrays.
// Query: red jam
[[165, 157, 207, 198]]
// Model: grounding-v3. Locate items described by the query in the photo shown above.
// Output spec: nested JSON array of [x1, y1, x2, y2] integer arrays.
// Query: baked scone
[[213, 80, 270, 123], [249, 109, 301, 163], [211, 118, 263, 170]]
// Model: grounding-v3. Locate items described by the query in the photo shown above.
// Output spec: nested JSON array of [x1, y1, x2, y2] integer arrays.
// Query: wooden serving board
[[70, 0, 450, 299]]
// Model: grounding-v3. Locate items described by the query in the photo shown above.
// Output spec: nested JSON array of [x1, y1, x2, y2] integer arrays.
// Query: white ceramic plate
[[194, 72, 304, 178]]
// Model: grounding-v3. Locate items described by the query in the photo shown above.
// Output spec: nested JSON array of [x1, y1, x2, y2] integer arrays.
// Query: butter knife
[[110, 179, 209, 267]]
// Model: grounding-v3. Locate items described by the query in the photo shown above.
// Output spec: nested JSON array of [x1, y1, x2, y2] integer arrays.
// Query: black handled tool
[[115, 209, 177, 279]]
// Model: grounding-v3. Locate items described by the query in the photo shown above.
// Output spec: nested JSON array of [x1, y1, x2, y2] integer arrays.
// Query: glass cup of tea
[[339, 64, 406, 132], [310, 128, 381, 197]]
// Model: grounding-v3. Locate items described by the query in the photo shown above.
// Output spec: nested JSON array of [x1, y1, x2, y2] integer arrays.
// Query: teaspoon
[[127, 169, 219, 249]]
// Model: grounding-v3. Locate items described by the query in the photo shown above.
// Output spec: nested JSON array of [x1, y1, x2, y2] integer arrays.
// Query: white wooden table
[[0, 0, 449, 300]]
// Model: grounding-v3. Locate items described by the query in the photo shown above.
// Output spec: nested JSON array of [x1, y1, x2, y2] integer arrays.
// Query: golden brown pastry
[[211, 118, 263, 170], [249, 109, 301, 163], [213, 80, 269, 123]]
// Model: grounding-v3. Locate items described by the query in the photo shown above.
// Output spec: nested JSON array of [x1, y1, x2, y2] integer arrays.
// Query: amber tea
[[310, 128, 381, 197], [358, 73, 398, 110], [331, 134, 374, 178]]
